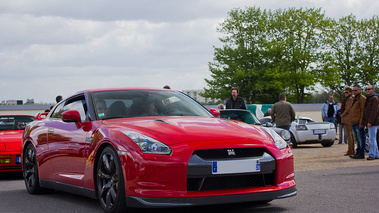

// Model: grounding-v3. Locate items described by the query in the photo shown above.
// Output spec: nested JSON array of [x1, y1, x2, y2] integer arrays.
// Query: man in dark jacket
[[349, 85, 367, 159], [363, 85, 379, 160], [225, 87, 247, 109], [341, 87, 355, 155]]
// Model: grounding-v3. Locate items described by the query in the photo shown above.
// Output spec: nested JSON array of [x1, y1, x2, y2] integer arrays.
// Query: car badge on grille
[[227, 149, 236, 156]]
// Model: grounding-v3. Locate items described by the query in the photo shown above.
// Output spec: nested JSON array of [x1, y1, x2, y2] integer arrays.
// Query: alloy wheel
[[96, 147, 125, 213]]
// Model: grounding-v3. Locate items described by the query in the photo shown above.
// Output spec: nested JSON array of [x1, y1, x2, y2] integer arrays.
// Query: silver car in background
[[260, 116, 336, 148], [290, 117, 336, 148]]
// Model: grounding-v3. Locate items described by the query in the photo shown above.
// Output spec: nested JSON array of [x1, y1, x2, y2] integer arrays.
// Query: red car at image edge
[[22, 88, 296, 213], [1, 115, 35, 172]]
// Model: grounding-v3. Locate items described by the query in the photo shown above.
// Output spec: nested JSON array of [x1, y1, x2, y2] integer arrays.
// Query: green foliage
[[204, 7, 379, 104]]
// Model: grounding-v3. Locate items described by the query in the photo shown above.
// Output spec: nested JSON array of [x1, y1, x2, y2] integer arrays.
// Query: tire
[[23, 143, 52, 194], [290, 133, 298, 148], [96, 146, 126, 213], [321, 141, 334, 147]]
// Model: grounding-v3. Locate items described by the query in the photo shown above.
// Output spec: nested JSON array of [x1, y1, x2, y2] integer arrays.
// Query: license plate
[[16, 156, 21, 164], [313, 129, 326, 135], [212, 159, 260, 174]]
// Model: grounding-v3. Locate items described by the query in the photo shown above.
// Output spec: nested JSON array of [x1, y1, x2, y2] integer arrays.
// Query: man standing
[[271, 93, 295, 131], [225, 87, 247, 109], [349, 85, 367, 159], [321, 95, 338, 131], [363, 85, 379, 160], [341, 87, 355, 156], [264, 108, 272, 117]]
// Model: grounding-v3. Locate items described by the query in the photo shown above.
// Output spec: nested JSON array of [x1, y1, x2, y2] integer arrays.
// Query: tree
[[269, 8, 329, 103], [321, 14, 360, 95], [357, 16, 379, 85], [320, 15, 379, 97], [204, 7, 379, 104], [203, 7, 282, 104], [204, 7, 329, 104]]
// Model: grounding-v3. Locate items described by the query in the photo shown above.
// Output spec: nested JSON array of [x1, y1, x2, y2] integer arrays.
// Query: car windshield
[[0, 116, 35, 131], [220, 110, 261, 125], [92, 90, 212, 120]]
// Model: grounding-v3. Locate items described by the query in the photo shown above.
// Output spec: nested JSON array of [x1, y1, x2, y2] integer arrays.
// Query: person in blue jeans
[[363, 85, 379, 160], [349, 85, 367, 159], [321, 95, 338, 132]]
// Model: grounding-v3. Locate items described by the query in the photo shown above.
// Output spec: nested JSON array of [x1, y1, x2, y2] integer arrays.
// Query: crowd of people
[[338, 85, 379, 160], [222, 85, 379, 160], [322, 85, 379, 160]]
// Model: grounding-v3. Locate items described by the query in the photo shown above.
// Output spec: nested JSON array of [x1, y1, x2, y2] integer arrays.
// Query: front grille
[[193, 148, 265, 160], [187, 148, 276, 192]]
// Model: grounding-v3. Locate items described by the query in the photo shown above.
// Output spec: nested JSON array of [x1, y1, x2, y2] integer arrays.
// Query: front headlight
[[262, 127, 288, 150], [120, 130, 172, 155], [280, 130, 291, 141]]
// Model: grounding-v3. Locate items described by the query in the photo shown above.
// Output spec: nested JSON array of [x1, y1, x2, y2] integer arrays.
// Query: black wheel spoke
[[110, 185, 117, 201], [98, 169, 112, 180], [101, 182, 112, 197], [106, 189, 113, 208], [27, 173, 35, 189], [102, 154, 115, 174]]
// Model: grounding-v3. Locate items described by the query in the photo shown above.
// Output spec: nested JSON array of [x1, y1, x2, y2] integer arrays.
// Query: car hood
[[0, 130, 24, 151], [101, 116, 271, 146]]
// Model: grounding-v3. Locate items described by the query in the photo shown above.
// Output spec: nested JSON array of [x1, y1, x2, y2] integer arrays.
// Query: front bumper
[[0, 153, 22, 172], [125, 186, 297, 208], [123, 147, 296, 208]]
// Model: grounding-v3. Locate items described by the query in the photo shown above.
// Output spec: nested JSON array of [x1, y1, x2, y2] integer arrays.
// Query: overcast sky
[[1, 0, 378, 103]]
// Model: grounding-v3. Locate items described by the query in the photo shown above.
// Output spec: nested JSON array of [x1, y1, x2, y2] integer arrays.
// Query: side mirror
[[209, 108, 220, 117], [61, 110, 81, 123], [35, 112, 49, 120]]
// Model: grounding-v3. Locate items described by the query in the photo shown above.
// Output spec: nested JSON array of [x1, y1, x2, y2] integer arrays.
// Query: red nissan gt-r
[[22, 88, 296, 213], [1, 115, 35, 172]]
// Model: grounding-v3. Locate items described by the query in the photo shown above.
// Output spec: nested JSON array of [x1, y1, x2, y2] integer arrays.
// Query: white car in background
[[260, 116, 336, 148], [290, 117, 336, 148]]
